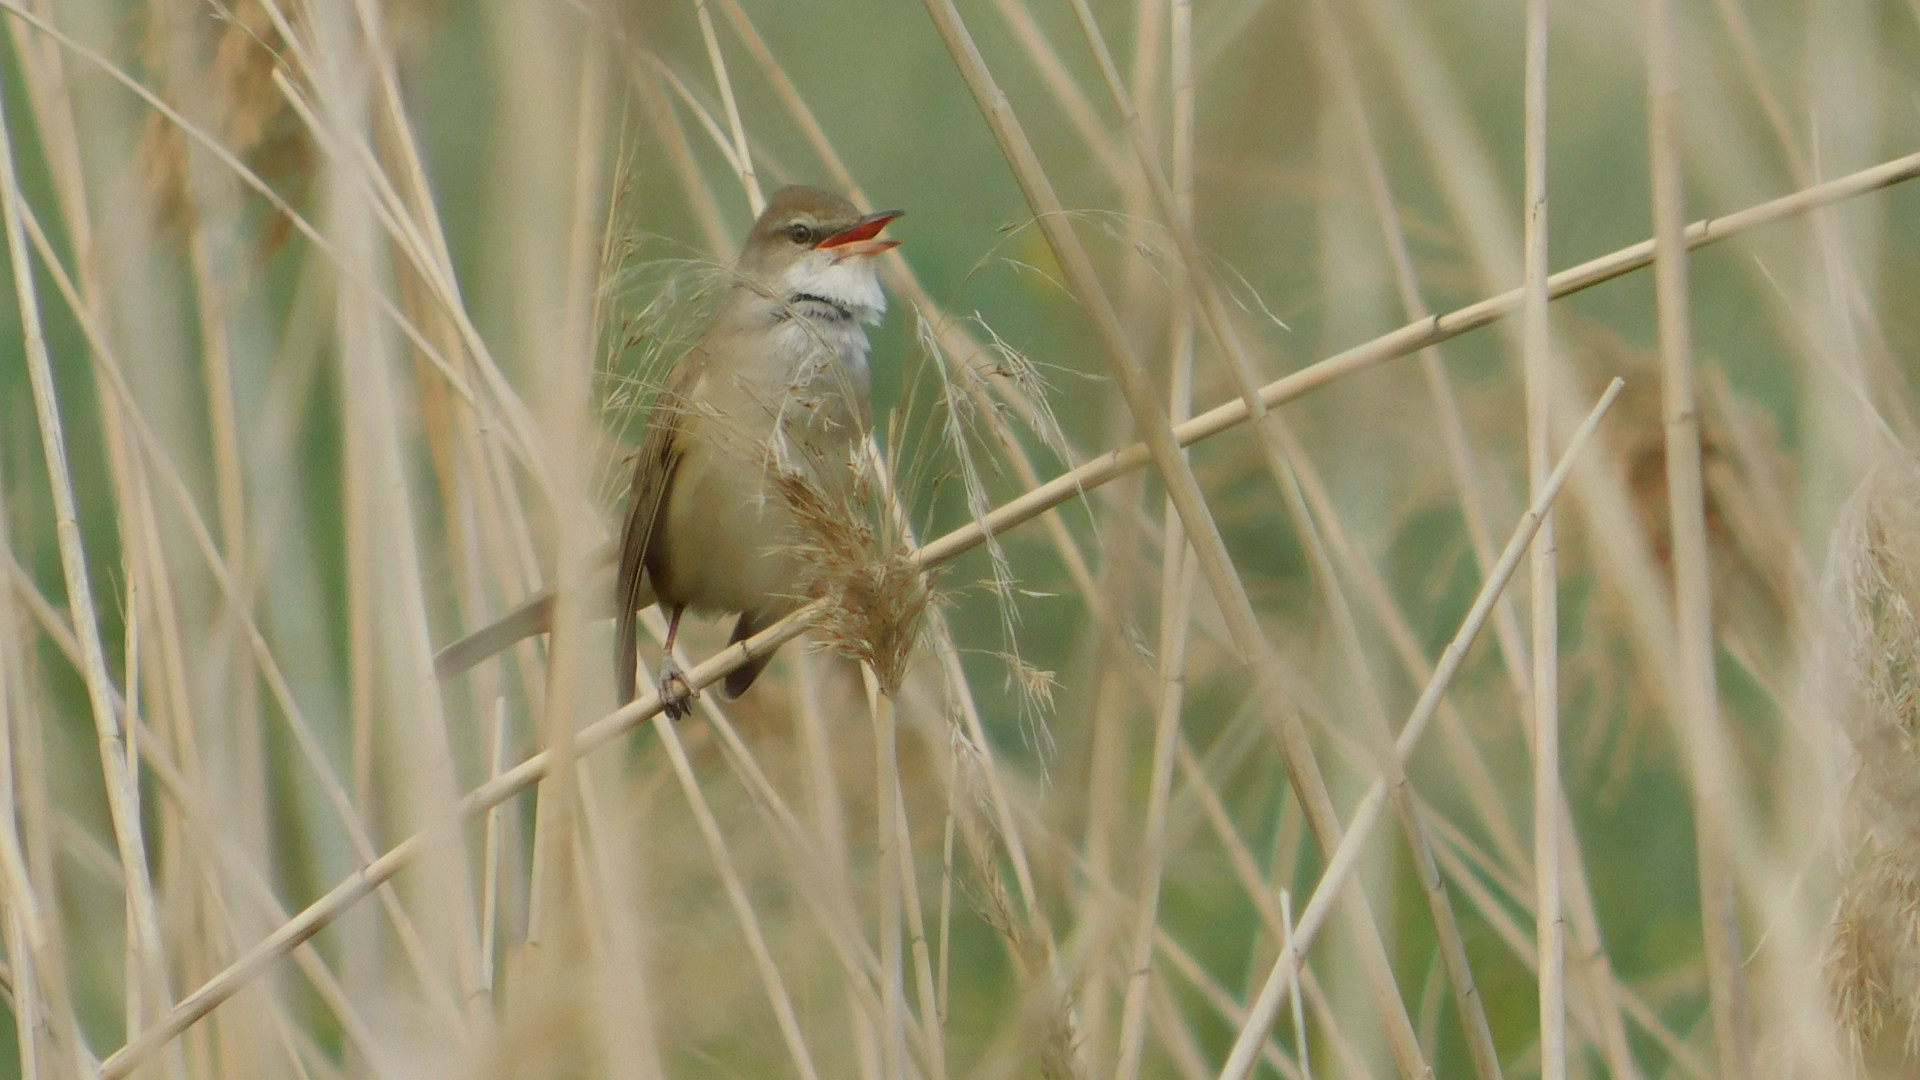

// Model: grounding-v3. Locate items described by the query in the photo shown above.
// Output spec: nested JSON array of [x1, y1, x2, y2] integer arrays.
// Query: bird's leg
[[656, 605, 695, 720]]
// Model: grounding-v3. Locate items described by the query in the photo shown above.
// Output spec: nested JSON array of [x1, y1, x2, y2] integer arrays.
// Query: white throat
[[778, 250, 888, 325]]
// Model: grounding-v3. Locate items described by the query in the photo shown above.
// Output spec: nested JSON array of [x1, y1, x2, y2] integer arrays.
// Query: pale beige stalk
[[1647, 0, 1751, 1073], [1521, 0, 1567, 1075]]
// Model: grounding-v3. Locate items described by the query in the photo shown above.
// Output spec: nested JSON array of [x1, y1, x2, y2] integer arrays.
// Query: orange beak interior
[[817, 209, 904, 258]]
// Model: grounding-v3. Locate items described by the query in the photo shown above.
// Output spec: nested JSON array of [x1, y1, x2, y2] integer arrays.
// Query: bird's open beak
[[817, 209, 903, 259]]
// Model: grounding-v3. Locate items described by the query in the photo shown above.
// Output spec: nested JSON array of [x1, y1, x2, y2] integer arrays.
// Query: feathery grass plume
[[773, 452, 934, 698], [911, 307, 1071, 748], [1826, 453, 1920, 1071]]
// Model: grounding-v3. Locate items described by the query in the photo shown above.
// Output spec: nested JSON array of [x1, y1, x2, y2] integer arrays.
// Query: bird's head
[[737, 185, 902, 324]]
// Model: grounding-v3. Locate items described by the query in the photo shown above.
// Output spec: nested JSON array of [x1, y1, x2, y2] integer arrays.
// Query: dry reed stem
[[1112, 474, 1198, 1080], [893, 772, 948, 1080], [1647, 0, 1752, 1073], [692, 0, 761, 213], [870, 679, 909, 1080], [1110, 0, 1198, 1066], [0, 55, 174, 1043], [323, 18, 488, 1028], [651, 714, 824, 1080], [1521, 0, 1568, 1077], [1218, 378, 1622, 1080], [86, 136, 1920, 1070], [0, 461, 72, 1080]]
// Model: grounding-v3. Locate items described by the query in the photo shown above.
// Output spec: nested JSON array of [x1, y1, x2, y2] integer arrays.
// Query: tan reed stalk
[[1111, 458, 1199, 1080], [526, 38, 609, 970], [692, 0, 761, 212], [320, 0, 492, 1019], [918, 0, 1264, 665], [173, 108, 270, 894], [1075, 647, 1130, 1059], [0, 59, 174, 1041], [1647, 0, 1751, 1073], [1111, 0, 1199, 1066], [869, 676, 909, 1080], [5, 12, 184, 1061], [652, 713, 825, 1080], [1521, 0, 1568, 1077], [570, 763, 668, 1080], [893, 772, 948, 1080], [91, 141, 1920, 1069], [479, 699, 510, 1003], [1553, 818, 1644, 1080], [0, 470, 67, 1080], [1218, 378, 1622, 1080]]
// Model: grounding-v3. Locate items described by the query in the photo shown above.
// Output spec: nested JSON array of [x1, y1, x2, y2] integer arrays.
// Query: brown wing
[[614, 352, 705, 704]]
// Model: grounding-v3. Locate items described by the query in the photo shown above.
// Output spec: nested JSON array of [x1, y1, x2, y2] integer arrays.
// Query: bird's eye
[[787, 222, 814, 245]]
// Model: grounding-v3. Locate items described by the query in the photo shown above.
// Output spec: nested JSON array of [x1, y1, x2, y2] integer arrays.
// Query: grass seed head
[[773, 460, 935, 698]]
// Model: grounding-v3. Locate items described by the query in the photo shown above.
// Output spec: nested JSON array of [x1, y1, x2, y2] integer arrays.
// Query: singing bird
[[433, 186, 901, 716]]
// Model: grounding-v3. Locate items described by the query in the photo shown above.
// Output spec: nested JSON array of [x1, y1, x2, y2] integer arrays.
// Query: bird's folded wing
[[614, 379, 691, 704]]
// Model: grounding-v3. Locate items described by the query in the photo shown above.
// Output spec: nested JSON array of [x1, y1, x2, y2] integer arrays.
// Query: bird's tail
[[434, 544, 632, 680], [722, 610, 779, 700], [433, 589, 558, 680]]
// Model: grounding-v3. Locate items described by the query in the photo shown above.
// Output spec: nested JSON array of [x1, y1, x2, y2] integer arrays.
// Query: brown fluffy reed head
[[1828, 454, 1920, 836], [1829, 844, 1920, 1069], [1826, 454, 1920, 1068], [772, 460, 936, 698]]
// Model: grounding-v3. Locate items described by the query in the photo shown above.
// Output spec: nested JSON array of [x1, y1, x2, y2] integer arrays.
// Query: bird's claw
[[657, 658, 696, 720]]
